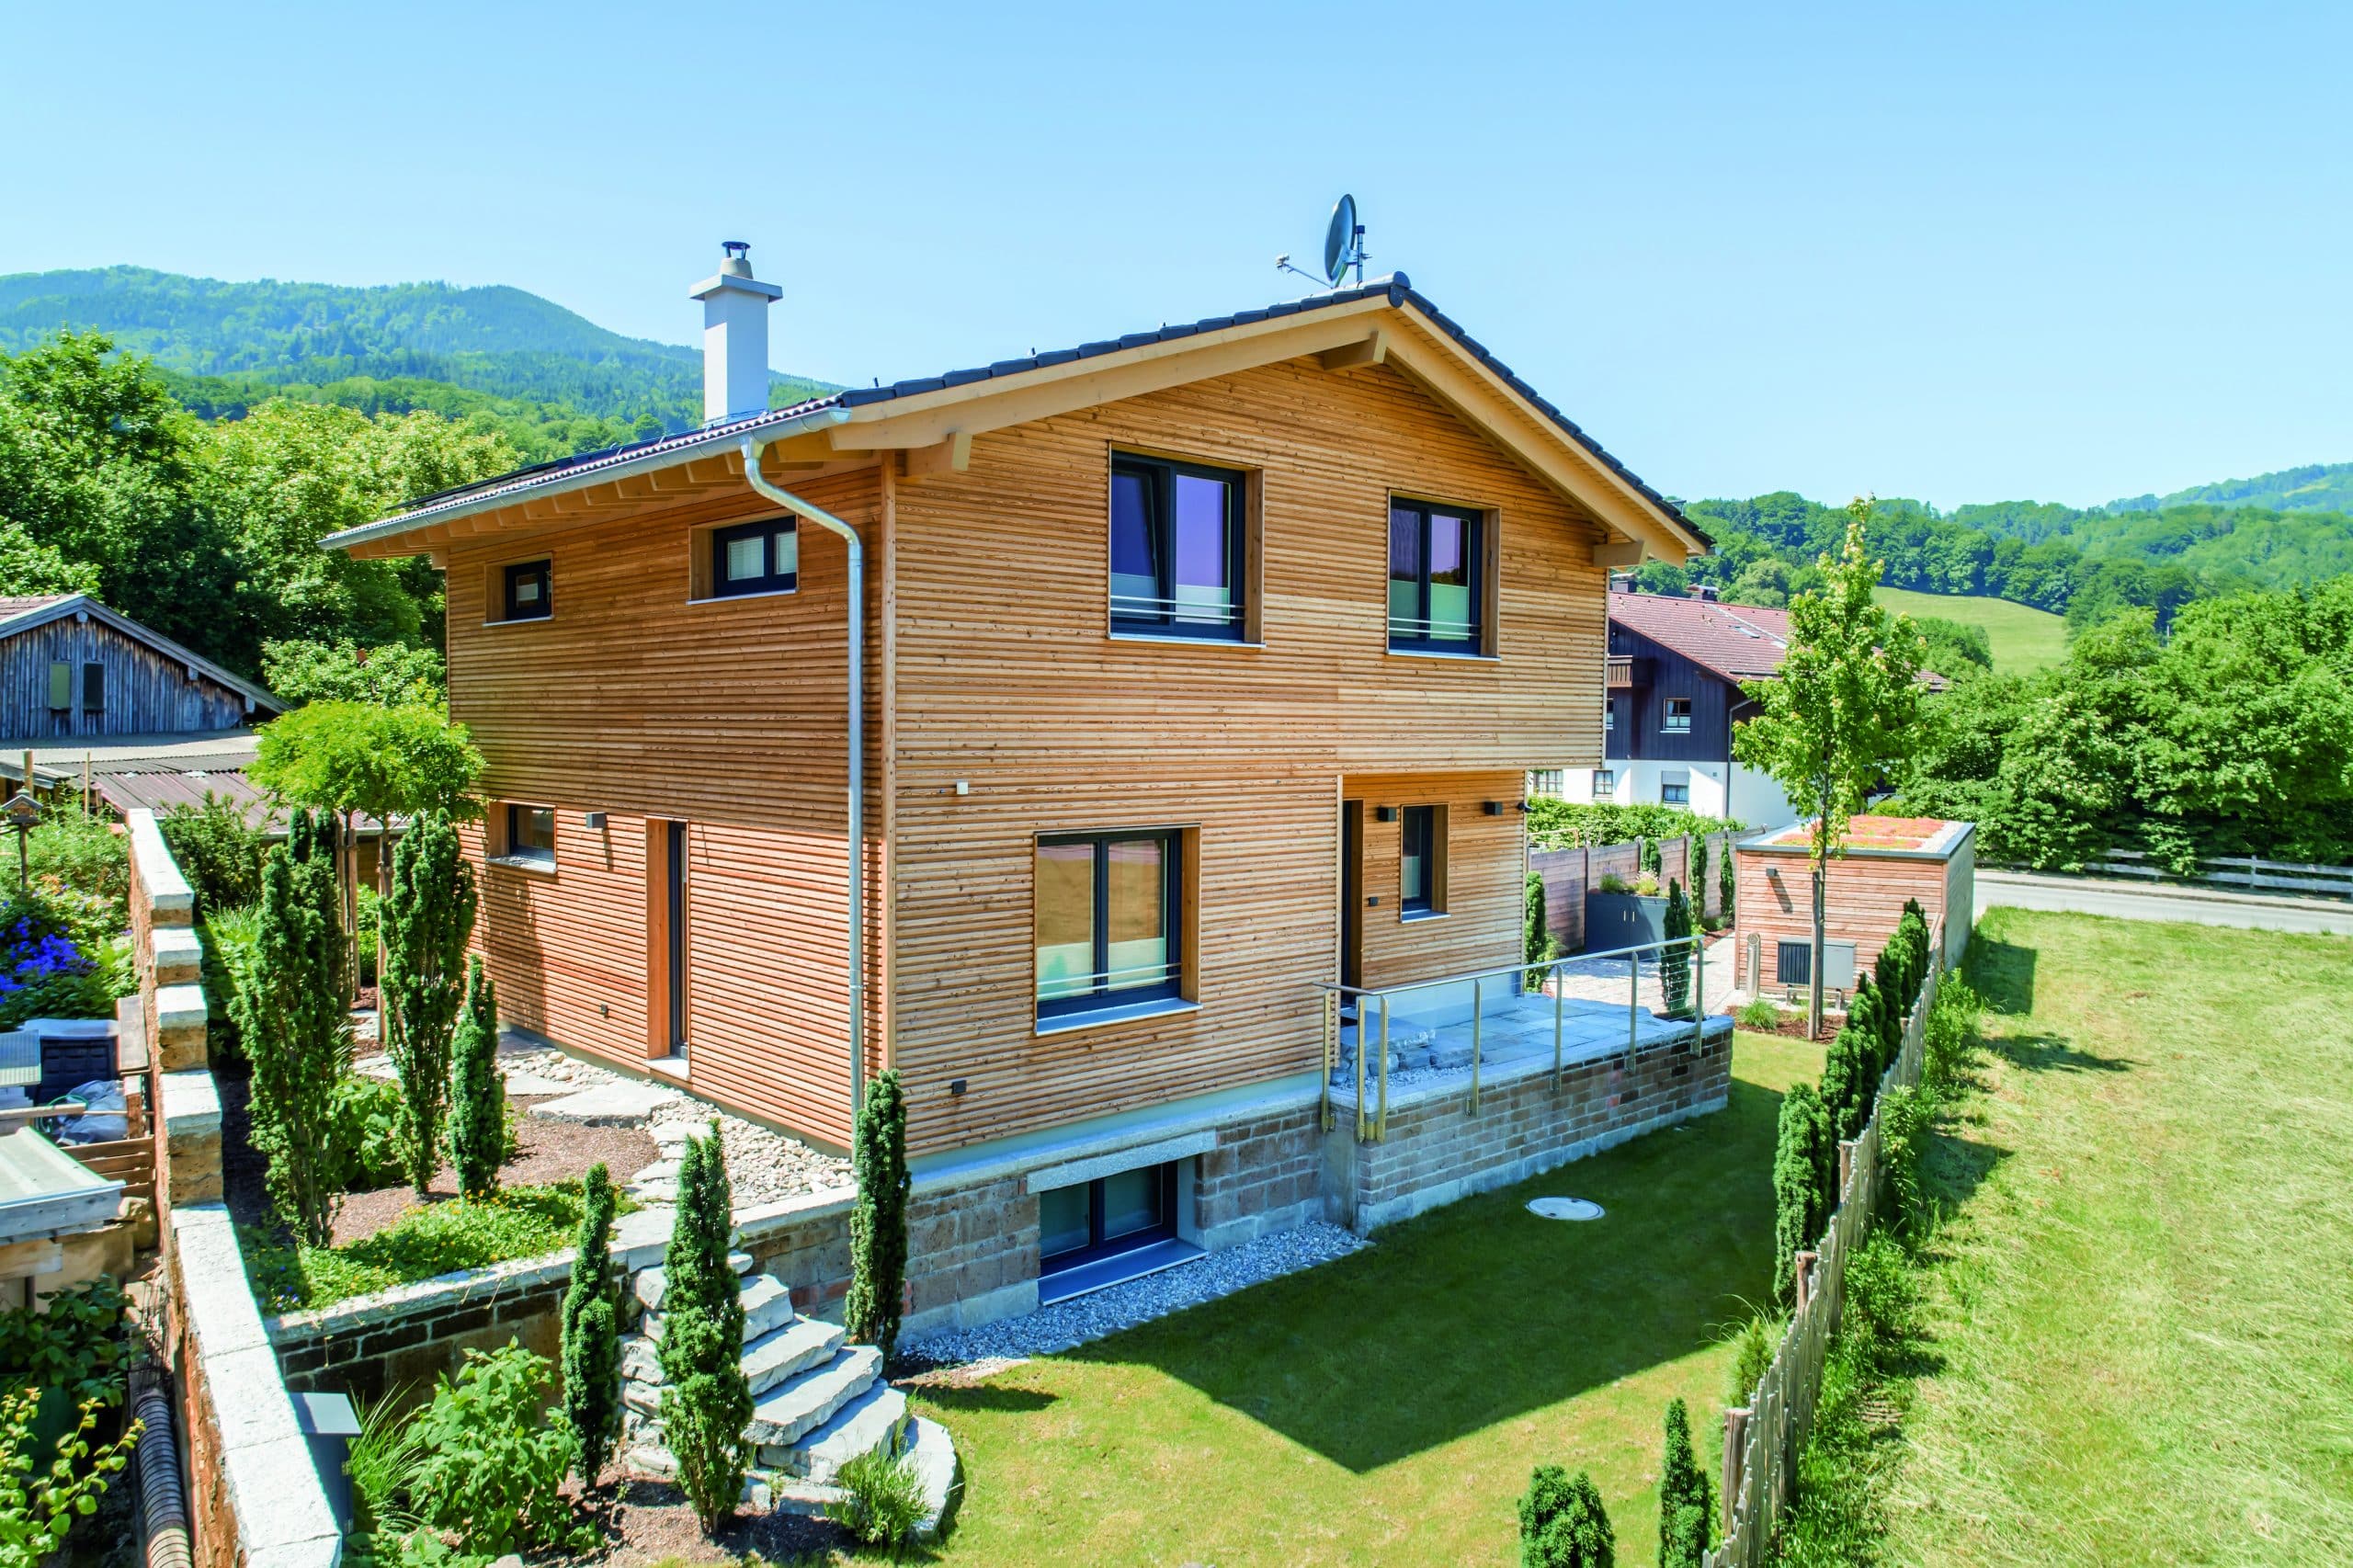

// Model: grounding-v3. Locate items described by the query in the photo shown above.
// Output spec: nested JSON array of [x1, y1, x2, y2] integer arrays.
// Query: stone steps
[[745, 1345, 883, 1449], [762, 1380, 905, 1482], [642, 1272, 794, 1344]]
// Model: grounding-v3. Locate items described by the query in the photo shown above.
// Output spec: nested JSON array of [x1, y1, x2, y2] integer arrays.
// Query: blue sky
[[5, 1, 2349, 509]]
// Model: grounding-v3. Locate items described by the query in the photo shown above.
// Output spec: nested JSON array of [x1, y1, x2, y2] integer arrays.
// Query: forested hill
[[0, 266, 835, 449], [2104, 459, 2353, 515]]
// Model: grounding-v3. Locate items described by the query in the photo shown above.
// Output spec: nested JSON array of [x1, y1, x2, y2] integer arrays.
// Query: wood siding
[[0, 617, 250, 740], [1605, 625, 1733, 765], [1733, 836, 1972, 988]]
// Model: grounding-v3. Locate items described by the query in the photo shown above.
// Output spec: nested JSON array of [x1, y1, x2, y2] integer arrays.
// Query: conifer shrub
[[1718, 845, 1735, 921], [1690, 837, 1710, 918], [236, 810, 350, 1246], [1639, 835, 1662, 876], [1821, 1022, 1877, 1142], [1524, 872, 1562, 986], [1661, 879, 1694, 1017], [381, 811, 479, 1194], [846, 1069, 911, 1365], [1848, 979, 1884, 1085], [560, 1162, 621, 1489], [1773, 1082, 1831, 1306], [657, 1131, 751, 1534], [447, 956, 505, 1200], [1657, 1397, 1714, 1568], [1518, 1465, 1615, 1568]]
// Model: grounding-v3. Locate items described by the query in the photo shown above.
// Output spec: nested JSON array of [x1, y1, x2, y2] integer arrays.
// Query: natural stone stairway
[[618, 1253, 959, 1538]]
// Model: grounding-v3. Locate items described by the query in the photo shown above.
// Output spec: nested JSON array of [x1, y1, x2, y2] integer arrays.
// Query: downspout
[[740, 436, 868, 1125]]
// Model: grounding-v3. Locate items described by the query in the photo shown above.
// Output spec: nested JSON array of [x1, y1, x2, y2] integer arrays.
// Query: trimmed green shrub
[[559, 1163, 621, 1489], [407, 1342, 588, 1557], [1524, 872, 1562, 985], [1661, 880, 1693, 1017], [657, 1131, 752, 1534], [239, 810, 351, 1246], [1518, 1465, 1615, 1567], [447, 957, 504, 1201], [324, 1073, 408, 1192], [381, 811, 479, 1196], [1657, 1397, 1713, 1568], [1690, 837, 1709, 917], [847, 1069, 911, 1365], [1820, 1023, 1873, 1142], [827, 1448, 929, 1549], [157, 792, 267, 916], [1718, 844, 1735, 920], [1848, 980, 1885, 1085], [1773, 1082, 1832, 1307]]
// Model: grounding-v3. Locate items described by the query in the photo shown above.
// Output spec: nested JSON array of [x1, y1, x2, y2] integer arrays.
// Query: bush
[[1661, 880, 1693, 1017], [407, 1342, 587, 1558], [1773, 1083, 1832, 1307], [1723, 1308, 1777, 1409], [447, 958, 504, 1201], [1877, 1085, 1931, 1234], [1518, 1465, 1614, 1567], [1639, 836, 1662, 876], [1523, 872, 1561, 985], [847, 1070, 911, 1366], [1820, 1024, 1873, 1142], [157, 793, 266, 916], [0, 892, 128, 1029], [1718, 845, 1735, 919], [1840, 1232, 1919, 1364], [0, 1278, 129, 1409], [381, 812, 479, 1196], [1595, 872, 1633, 895], [559, 1164, 620, 1489], [827, 1447, 929, 1549], [324, 1074, 408, 1193], [1922, 975, 1983, 1095], [658, 1131, 752, 1533], [1735, 996, 1782, 1031], [237, 812, 351, 1246], [0, 1383, 137, 1568], [1657, 1397, 1713, 1568], [23, 803, 127, 929], [1633, 872, 1661, 898], [1525, 800, 1739, 851]]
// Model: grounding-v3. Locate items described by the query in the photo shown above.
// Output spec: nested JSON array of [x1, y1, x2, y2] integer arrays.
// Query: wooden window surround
[[1107, 448, 1264, 645], [1033, 824, 1200, 1032], [485, 556, 553, 625], [1386, 493, 1500, 658], [688, 511, 801, 602]]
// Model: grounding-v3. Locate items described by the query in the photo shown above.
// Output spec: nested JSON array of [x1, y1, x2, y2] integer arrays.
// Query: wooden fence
[[1530, 830, 1737, 949], [1705, 924, 1943, 1567], [2083, 847, 2353, 901]]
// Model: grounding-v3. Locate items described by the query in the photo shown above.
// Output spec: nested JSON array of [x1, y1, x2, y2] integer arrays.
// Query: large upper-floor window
[[1109, 454, 1245, 640], [501, 560, 552, 622], [711, 516, 799, 597], [1387, 501, 1483, 653], [1664, 696, 1693, 733], [1035, 829, 1183, 1019]]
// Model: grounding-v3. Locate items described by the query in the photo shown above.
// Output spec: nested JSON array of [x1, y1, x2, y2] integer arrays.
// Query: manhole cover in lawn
[[1528, 1197, 1604, 1221]]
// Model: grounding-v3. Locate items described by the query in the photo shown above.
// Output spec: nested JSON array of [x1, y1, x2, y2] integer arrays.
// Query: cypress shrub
[[1523, 872, 1562, 985], [560, 1163, 621, 1488], [381, 811, 479, 1194], [238, 810, 350, 1247], [1849, 979, 1885, 1086], [1773, 1082, 1830, 1306], [1821, 1023, 1873, 1142], [1639, 836, 1662, 876], [446, 957, 505, 1200], [1690, 837, 1710, 920], [845, 1069, 911, 1365], [1657, 1397, 1714, 1568], [657, 1131, 752, 1534], [1717, 844, 1735, 921], [1660, 880, 1693, 1018], [1518, 1465, 1615, 1568]]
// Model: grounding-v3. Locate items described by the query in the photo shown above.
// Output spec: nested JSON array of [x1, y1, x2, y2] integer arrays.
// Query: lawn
[[1883, 909, 2353, 1564], [1874, 585, 2071, 675], [909, 1033, 1819, 1566]]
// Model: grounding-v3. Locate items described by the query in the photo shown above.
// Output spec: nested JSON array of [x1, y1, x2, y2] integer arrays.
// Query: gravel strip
[[906, 1221, 1368, 1367]]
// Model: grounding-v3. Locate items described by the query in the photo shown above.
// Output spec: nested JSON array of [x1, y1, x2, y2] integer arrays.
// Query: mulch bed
[[327, 1099, 656, 1246], [1730, 1007, 1845, 1044], [554, 1480, 858, 1567]]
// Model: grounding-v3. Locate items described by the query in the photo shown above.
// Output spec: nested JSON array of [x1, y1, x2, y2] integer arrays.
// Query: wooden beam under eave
[[1590, 540, 1646, 568], [1317, 329, 1386, 371], [903, 432, 972, 479]]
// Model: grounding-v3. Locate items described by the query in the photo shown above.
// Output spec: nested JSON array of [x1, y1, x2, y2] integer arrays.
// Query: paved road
[[1977, 869, 2353, 936]]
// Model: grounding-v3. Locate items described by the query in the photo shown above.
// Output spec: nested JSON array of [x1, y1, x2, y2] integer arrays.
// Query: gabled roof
[[0, 596, 283, 715], [324, 274, 1709, 561], [1611, 589, 1948, 690]]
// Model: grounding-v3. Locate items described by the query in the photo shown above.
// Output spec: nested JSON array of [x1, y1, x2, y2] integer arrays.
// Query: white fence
[[2084, 848, 2353, 901], [1705, 926, 1942, 1567]]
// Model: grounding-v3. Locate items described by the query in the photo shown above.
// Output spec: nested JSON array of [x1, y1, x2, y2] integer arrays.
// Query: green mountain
[[2104, 460, 2353, 515], [0, 265, 835, 444]]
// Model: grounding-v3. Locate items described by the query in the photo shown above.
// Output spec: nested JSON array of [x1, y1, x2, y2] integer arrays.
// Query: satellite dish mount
[[1276, 193, 1369, 290]]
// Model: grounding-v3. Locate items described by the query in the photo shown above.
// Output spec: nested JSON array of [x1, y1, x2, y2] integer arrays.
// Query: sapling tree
[[381, 811, 478, 1193], [1733, 501, 1927, 1034], [447, 956, 504, 1200], [1657, 1397, 1714, 1568], [1690, 837, 1710, 921], [1518, 1465, 1615, 1568], [236, 810, 351, 1246], [1661, 879, 1694, 1018], [658, 1130, 752, 1534], [845, 1069, 911, 1365], [560, 1162, 621, 1489]]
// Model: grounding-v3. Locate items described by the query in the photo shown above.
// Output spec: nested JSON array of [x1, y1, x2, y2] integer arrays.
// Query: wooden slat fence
[[2082, 848, 2353, 901], [1705, 924, 1942, 1568], [1530, 830, 1736, 949]]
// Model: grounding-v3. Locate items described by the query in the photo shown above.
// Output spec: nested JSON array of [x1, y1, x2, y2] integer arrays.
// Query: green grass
[[1874, 586, 2071, 675], [907, 1032, 1820, 1566], [1879, 910, 2353, 1564], [244, 1184, 604, 1312]]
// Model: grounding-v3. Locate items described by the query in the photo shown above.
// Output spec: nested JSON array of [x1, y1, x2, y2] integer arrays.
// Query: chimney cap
[[690, 239, 782, 303], [720, 240, 752, 277]]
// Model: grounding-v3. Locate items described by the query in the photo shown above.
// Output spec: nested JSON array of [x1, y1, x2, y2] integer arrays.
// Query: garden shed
[[1732, 815, 1974, 995]]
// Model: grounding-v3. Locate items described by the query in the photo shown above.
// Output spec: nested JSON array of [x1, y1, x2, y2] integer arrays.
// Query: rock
[[742, 1315, 847, 1397], [629, 1158, 684, 1187], [767, 1380, 905, 1482], [497, 1069, 573, 1097], [901, 1415, 962, 1540], [633, 1252, 754, 1310], [529, 1082, 681, 1124], [644, 1273, 794, 1344]]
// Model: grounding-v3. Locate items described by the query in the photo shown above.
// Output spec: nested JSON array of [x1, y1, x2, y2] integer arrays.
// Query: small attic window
[[496, 560, 552, 623]]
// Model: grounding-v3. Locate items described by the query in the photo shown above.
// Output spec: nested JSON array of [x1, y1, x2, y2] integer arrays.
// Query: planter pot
[[1585, 892, 1671, 948]]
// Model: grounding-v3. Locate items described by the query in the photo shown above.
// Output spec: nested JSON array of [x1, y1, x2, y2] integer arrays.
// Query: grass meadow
[[1874, 585, 2071, 675]]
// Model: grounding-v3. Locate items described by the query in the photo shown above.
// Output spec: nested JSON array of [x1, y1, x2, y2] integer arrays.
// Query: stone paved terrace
[[1337, 983, 1728, 1092]]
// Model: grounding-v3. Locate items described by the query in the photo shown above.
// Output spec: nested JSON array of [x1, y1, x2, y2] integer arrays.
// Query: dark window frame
[[710, 516, 800, 597], [1400, 804, 1438, 915], [1034, 828, 1184, 1020], [1108, 453, 1248, 641], [506, 802, 557, 865], [501, 559, 552, 622], [1387, 499, 1485, 653], [1663, 696, 1693, 733], [80, 662, 104, 714], [1038, 1161, 1181, 1273], [1662, 780, 1690, 805], [1594, 769, 1617, 799]]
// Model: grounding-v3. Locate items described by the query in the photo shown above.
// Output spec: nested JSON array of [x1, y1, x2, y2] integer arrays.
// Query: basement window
[[1038, 1160, 1199, 1303]]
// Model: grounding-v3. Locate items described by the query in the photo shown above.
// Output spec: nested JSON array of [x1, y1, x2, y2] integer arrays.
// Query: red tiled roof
[[1609, 591, 1947, 690]]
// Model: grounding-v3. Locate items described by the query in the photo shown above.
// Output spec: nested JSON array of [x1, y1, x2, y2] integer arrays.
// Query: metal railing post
[[1552, 961, 1563, 1090], [1353, 994, 1368, 1142], [1376, 994, 1392, 1142], [1470, 975, 1483, 1115], [1321, 990, 1336, 1134], [1692, 933, 1706, 1048], [1629, 948, 1641, 1056]]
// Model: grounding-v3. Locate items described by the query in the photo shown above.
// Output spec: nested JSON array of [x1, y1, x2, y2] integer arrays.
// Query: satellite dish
[[1324, 195, 1358, 286]]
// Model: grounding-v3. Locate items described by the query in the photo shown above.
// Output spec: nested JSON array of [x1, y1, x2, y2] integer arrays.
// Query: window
[[46, 663, 70, 712], [1530, 769, 1564, 798], [501, 560, 551, 621], [1777, 940, 1813, 987], [1604, 699, 1615, 732], [711, 517, 798, 597], [1388, 500, 1483, 653], [1400, 804, 1444, 915], [81, 663, 104, 714], [1664, 697, 1692, 733], [1593, 769, 1617, 800], [1034, 830, 1181, 1018], [1039, 1161, 1178, 1273], [506, 803, 556, 865], [1108, 454, 1246, 639], [1662, 771, 1690, 806]]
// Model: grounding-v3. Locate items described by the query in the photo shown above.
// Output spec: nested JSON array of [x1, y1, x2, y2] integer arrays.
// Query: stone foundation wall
[[1338, 1023, 1733, 1232], [1195, 1104, 1328, 1246]]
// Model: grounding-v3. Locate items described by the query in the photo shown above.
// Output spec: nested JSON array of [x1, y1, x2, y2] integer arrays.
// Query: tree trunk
[[377, 818, 392, 1048], [1810, 778, 1831, 1037]]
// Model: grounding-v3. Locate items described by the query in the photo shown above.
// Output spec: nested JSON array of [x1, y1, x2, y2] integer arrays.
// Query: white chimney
[[689, 241, 782, 426]]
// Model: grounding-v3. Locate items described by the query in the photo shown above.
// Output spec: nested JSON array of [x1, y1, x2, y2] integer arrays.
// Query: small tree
[[237, 811, 350, 1247], [1518, 1465, 1615, 1568], [658, 1131, 752, 1534], [1773, 1081, 1830, 1307], [845, 1069, 911, 1365], [1690, 836, 1710, 921], [1524, 871, 1561, 986], [1733, 500, 1927, 1034], [1638, 836, 1662, 876], [560, 1163, 621, 1489], [1660, 879, 1693, 1018], [447, 957, 504, 1200], [1848, 980, 1884, 1086], [1718, 846, 1735, 923], [381, 811, 478, 1193], [1657, 1397, 1714, 1568]]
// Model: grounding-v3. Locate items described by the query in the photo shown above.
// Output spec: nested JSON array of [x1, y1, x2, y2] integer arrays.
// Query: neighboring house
[[325, 247, 1711, 1327], [0, 595, 279, 745]]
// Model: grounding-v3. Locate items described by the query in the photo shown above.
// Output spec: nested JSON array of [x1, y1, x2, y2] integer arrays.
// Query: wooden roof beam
[[1317, 328, 1386, 371], [903, 432, 972, 479]]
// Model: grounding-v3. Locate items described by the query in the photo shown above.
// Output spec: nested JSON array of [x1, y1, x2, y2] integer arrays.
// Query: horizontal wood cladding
[[887, 357, 1602, 1152], [0, 617, 251, 741], [1732, 844, 1958, 987]]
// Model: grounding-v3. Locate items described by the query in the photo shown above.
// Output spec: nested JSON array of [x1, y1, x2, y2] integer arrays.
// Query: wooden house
[[0, 596, 279, 747], [328, 248, 1713, 1326]]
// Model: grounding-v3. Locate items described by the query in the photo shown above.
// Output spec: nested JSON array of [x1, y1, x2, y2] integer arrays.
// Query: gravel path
[[906, 1221, 1368, 1368]]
